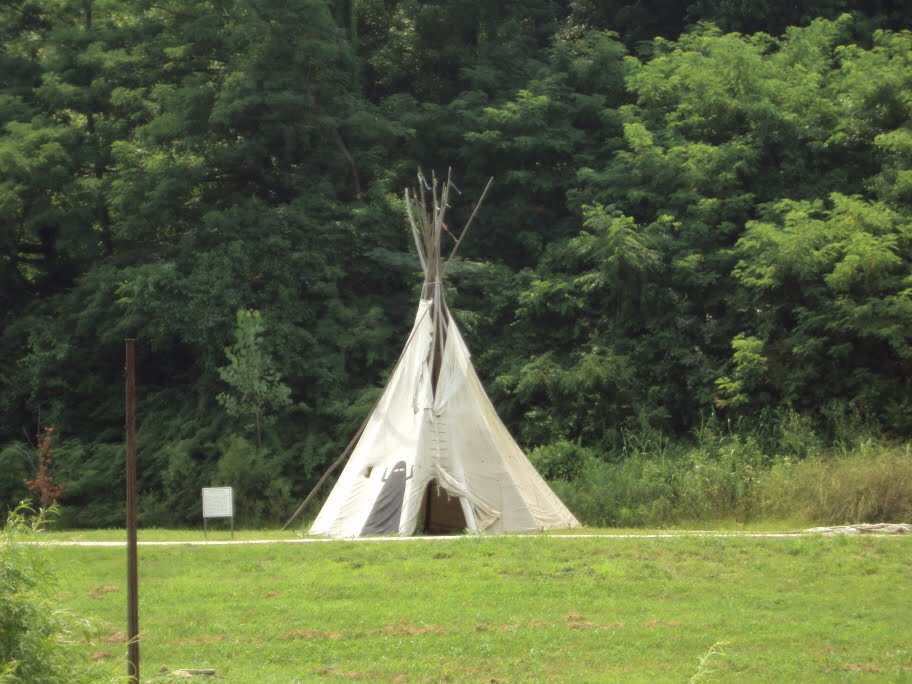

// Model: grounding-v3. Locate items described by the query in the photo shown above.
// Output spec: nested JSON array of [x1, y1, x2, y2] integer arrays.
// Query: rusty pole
[[125, 339, 139, 683]]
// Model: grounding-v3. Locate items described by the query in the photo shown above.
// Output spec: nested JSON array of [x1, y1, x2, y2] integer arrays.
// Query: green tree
[[217, 309, 292, 450], [731, 194, 912, 428], [3, 3, 912, 526]]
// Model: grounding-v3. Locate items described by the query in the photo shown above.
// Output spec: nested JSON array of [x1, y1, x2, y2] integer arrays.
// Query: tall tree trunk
[[332, 128, 362, 197]]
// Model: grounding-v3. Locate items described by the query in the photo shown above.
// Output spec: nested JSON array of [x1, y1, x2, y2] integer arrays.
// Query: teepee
[[292, 172, 579, 537]]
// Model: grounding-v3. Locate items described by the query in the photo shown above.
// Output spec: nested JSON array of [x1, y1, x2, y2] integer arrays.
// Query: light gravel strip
[[22, 530, 877, 547]]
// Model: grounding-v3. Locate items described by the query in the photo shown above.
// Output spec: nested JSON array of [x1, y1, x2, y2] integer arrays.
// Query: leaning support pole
[[124, 340, 140, 683], [281, 417, 369, 531]]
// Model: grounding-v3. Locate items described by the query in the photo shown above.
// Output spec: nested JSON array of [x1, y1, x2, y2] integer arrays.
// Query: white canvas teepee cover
[[308, 173, 579, 537]]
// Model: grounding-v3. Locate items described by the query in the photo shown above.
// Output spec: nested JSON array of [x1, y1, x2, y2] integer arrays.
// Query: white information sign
[[202, 487, 234, 519]]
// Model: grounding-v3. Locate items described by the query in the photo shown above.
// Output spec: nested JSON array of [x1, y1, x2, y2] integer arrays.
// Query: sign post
[[125, 339, 139, 683], [202, 487, 234, 539]]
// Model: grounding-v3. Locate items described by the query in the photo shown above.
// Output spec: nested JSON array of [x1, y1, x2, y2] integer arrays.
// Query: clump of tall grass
[[760, 444, 912, 524], [548, 431, 769, 527], [544, 411, 912, 527]]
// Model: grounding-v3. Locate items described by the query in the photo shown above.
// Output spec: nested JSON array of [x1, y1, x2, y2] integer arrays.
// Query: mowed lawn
[[43, 533, 911, 682]]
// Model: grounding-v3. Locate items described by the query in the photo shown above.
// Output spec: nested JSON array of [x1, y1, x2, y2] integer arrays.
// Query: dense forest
[[1, 1, 911, 527]]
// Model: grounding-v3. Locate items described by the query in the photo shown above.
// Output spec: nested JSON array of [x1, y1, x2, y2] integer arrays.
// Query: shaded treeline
[[1, 1, 910, 525]]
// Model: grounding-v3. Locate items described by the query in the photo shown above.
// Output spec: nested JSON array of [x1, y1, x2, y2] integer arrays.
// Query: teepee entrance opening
[[420, 480, 467, 535]]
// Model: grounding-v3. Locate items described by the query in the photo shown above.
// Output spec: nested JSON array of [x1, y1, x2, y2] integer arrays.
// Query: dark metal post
[[125, 339, 139, 683]]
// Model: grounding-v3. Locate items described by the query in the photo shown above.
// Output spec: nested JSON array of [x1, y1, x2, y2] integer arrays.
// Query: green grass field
[[41, 532, 911, 683]]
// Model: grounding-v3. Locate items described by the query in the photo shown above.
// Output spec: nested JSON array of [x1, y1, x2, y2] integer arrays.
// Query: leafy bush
[[551, 453, 676, 527], [0, 503, 107, 683], [214, 435, 293, 526], [529, 440, 595, 481]]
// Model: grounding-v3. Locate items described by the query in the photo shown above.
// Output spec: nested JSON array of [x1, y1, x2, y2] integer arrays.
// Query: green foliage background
[[1, 1, 911, 526]]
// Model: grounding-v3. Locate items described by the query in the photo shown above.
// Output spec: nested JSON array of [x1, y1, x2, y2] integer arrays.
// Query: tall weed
[[760, 445, 912, 523], [552, 418, 912, 527], [0, 503, 109, 683], [555, 433, 770, 527]]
